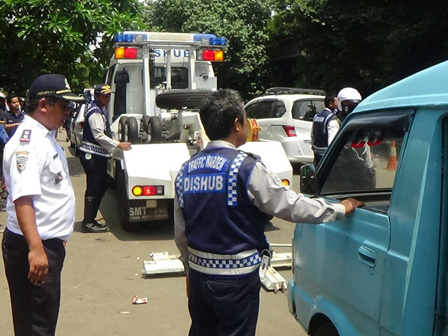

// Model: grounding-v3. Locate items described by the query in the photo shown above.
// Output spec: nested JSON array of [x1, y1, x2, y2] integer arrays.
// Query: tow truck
[[102, 31, 292, 231]]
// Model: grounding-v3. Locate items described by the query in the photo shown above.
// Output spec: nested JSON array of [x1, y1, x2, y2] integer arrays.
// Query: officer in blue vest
[[79, 84, 131, 233], [174, 89, 363, 336], [311, 95, 339, 166]]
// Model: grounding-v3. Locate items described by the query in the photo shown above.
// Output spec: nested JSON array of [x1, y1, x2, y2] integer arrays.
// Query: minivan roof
[[355, 60, 448, 113]]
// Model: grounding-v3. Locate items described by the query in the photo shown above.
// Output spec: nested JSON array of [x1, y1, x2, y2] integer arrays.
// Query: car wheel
[[155, 89, 212, 110], [148, 116, 163, 143], [312, 323, 339, 336], [117, 170, 140, 232]]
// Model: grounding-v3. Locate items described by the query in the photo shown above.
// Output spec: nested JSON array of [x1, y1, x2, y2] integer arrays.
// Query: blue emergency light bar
[[114, 32, 227, 46]]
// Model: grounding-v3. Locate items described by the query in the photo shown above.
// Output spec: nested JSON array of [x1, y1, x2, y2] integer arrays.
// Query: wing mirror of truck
[[300, 164, 317, 195]]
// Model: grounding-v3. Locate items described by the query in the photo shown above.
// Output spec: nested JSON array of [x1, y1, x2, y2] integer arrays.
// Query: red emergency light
[[115, 47, 138, 59], [132, 185, 164, 196], [197, 49, 224, 62]]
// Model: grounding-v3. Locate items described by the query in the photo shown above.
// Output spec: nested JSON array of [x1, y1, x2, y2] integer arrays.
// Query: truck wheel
[[313, 323, 339, 336], [155, 89, 212, 110], [125, 117, 139, 143], [117, 171, 140, 232], [140, 115, 151, 134], [148, 116, 163, 143], [118, 116, 128, 142]]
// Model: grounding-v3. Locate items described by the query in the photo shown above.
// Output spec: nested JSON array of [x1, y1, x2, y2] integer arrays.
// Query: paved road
[[0, 135, 307, 336]]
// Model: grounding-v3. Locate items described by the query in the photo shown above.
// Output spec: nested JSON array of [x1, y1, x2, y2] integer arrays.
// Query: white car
[[245, 87, 325, 164], [69, 103, 86, 153]]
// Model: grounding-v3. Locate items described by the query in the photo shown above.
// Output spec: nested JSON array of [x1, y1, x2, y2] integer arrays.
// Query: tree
[[143, 0, 274, 100], [0, 0, 144, 95], [268, 0, 448, 97]]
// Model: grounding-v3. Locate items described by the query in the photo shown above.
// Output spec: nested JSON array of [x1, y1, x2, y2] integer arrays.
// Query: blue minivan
[[288, 60, 448, 335]]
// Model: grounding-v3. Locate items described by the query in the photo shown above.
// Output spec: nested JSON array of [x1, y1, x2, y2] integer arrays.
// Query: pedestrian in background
[[174, 89, 363, 336], [1, 74, 84, 336], [311, 94, 339, 166], [79, 83, 131, 233], [1, 93, 25, 137], [324, 87, 376, 191]]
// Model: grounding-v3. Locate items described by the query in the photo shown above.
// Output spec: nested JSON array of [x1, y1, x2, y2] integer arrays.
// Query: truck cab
[[288, 60, 448, 335]]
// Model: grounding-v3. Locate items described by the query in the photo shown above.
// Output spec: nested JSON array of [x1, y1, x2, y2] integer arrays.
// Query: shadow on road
[[66, 156, 85, 177]]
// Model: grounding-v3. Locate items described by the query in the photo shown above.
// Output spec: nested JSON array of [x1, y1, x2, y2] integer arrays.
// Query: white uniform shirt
[[3, 115, 75, 241], [174, 140, 346, 265]]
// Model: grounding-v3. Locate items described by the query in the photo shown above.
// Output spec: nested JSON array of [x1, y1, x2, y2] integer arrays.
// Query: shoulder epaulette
[[19, 129, 32, 143]]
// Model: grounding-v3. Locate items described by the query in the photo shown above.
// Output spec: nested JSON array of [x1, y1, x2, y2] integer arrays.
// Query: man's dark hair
[[6, 93, 19, 104], [26, 96, 58, 114], [199, 89, 245, 140], [324, 95, 336, 108]]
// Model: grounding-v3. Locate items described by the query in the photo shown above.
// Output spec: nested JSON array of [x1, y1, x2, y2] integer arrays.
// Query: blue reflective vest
[[312, 108, 337, 157], [176, 146, 272, 256], [80, 100, 112, 157]]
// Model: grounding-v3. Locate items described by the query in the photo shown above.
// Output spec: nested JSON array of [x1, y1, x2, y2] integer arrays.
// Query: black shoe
[[93, 219, 108, 229], [82, 222, 109, 233]]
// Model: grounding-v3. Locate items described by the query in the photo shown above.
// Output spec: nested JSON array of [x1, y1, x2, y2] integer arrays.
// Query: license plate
[[146, 200, 157, 208]]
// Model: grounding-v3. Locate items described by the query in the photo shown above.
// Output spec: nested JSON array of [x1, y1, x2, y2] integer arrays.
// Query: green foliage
[[268, 0, 448, 97], [2, 0, 446, 102], [0, 0, 144, 95], [144, 0, 274, 100]]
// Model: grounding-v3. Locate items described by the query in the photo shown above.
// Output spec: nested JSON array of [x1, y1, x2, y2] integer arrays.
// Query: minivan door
[[294, 111, 411, 335]]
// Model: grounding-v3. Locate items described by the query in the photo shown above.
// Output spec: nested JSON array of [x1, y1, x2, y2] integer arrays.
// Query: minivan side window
[[292, 100, 325, 121], [320, 112, 411, 213], [256, 101, 276, 119], [245, 102, 258, 118], [245, 100, 276, 119], [274, 100, 287, 118]]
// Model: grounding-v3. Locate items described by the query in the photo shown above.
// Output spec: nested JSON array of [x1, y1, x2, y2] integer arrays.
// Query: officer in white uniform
[[1, 74, 84, 336], [174, 89, 364, 336]]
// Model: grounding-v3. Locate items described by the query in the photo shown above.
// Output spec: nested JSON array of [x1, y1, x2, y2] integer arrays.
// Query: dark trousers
[[79, 152, 108, 198], [188, 269, 261, 336], [2, 228, 66, 336]]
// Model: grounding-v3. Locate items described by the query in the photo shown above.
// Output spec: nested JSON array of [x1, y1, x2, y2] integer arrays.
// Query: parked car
[[244, 87, 325, 164], [288, 61, 448, 335], [69, 103, 86, 153]]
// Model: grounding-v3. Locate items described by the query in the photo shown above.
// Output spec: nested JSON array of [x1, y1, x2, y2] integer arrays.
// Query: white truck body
[[103, 31, 292, 231]]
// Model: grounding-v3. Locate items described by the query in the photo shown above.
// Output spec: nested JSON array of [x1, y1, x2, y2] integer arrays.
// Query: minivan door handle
[[358, 246, 377, 267]]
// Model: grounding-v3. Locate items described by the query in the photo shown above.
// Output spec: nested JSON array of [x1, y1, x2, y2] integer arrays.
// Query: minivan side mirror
[[300, 164, 317, 195]]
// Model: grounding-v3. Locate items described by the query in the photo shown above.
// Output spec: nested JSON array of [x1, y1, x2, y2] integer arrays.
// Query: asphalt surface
[[0, 134, 307, 336]]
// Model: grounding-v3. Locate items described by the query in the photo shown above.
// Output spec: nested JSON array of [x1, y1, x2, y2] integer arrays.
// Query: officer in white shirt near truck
[[1, 74, 84, 336]]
